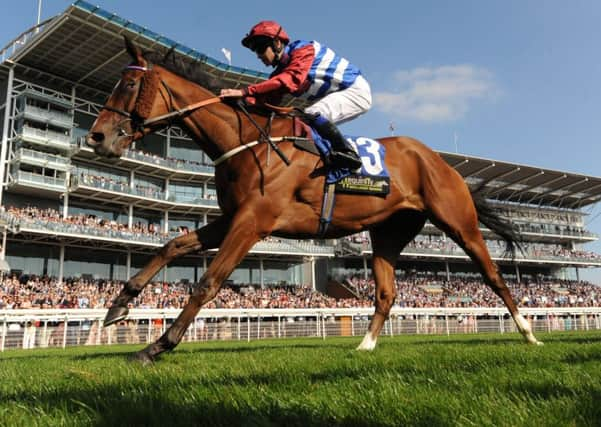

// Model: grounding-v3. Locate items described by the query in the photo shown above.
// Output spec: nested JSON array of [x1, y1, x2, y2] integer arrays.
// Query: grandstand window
[[169, 138, 204, 164]]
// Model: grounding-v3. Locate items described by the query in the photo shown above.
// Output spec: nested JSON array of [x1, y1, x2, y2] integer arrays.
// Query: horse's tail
[[471, 186, 523, 260]]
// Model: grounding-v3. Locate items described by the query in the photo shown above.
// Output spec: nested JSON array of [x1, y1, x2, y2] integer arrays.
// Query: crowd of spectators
[[343, 233, 601, 262], [126, 148, 211, 172], [0, 272, 598, 311], [1, 206, 179, 242], [344, 274, 600, 308], [0, 206, 331, 251]]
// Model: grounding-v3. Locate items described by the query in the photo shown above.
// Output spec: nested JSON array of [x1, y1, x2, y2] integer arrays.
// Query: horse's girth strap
[[212, 136, 309, 166], [317, 183, 336, 237]]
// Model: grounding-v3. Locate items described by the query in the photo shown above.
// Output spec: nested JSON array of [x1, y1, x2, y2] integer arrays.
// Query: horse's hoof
[[129, 350, 154, 366], [103, 306, 129, 327]]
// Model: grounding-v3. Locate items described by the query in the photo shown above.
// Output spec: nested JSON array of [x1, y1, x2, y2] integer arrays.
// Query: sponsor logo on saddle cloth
[[332, 136, 390, 196]]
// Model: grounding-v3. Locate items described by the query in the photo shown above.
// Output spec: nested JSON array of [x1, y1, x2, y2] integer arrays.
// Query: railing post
[[97, 319, 102, 345], [445, 314, 449, 336], [247, 314, 251, 342], [237, 316, 241, 340], [62, 315, 68, 349], [277, 316, 281, 338], [193, 317, 197, 342], [147, 317, 151, 343], [43, 320, 48, 348], [1, 315, 6, 352]]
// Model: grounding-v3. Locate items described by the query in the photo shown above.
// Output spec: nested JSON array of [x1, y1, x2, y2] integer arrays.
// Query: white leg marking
[[515, 313, 543, 346], [356, 331, 378, 351]]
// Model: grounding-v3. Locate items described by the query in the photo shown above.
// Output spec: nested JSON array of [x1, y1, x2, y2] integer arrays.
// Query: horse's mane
[[144, 50, 222, 95]]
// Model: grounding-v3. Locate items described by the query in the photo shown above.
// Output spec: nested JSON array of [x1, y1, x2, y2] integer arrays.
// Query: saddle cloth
[[310, 129, 390, 196]]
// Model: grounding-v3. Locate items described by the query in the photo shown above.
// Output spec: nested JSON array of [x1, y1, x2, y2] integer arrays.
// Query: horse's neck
[[163, 72, 239, 160], [161, 69, 295, 161]]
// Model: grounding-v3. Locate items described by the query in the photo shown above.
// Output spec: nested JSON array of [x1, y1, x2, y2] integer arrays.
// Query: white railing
[[2, 307, 600, 351], [10, 170, 66, 189], [21, 106, 73, 129], [14, 147, 70, 169]]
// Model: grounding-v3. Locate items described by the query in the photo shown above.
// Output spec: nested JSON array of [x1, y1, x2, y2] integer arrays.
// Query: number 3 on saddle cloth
[[309, 129, 391, 236], [310, 129, 391, 196]]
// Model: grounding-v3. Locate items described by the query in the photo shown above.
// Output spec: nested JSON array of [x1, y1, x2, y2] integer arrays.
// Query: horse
[[86, 37, 541, 363]]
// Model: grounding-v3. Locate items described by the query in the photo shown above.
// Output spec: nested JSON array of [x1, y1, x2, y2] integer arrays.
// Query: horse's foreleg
[[133, 209, 263, 363], [358, 213, 425, 351], [104, 216, 230, 326]]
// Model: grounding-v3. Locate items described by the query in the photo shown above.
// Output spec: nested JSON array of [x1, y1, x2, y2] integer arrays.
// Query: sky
[[2, 1, 601, 280]]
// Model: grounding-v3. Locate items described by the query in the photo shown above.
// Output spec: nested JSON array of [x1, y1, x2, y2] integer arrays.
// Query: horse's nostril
[[86, 132, 104, 147]]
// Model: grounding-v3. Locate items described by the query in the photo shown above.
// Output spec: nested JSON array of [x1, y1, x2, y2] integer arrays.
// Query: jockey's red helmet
[[241, 21, 290, 49]]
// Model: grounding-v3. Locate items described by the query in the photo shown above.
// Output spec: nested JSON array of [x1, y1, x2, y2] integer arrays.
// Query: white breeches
[[304, 75, 372, 124]]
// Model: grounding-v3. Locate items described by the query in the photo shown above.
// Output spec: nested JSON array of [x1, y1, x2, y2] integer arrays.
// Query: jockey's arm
[[247, 44, 314, 96], [220, 44, 314, 104]]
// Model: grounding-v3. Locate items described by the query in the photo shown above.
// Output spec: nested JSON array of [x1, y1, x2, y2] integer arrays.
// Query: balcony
[[7, 170, 67, 196], [0, 211, 334, 257], [69, 173, 220, 213], [12, 148, 71, 172], [338, 239, 601, 267], [73, 140, 215, 181], [16, 124, 75, 152], [16, 105, 73, 130]]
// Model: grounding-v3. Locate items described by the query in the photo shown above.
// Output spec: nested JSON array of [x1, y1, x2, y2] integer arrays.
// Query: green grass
[[1, 332, 601, 426]]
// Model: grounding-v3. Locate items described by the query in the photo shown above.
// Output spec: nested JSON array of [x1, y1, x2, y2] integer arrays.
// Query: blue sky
[[2, 1, 601, 280]]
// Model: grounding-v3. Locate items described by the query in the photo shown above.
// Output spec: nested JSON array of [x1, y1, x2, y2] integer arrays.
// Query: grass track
[[1, 331, 601, 426]]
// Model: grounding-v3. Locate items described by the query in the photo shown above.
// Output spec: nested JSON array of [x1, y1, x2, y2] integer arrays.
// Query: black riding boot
[[303, 112, 362, 170]]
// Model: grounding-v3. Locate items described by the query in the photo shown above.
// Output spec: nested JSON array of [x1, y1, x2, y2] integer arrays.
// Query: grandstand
[[0, 0, 600, 294]]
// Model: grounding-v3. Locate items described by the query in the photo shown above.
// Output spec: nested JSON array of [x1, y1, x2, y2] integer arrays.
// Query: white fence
[[2, 307, 601, 351]]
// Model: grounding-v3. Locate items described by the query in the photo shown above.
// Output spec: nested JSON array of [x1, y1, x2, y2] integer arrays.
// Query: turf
[[1, 332, 600, 426]]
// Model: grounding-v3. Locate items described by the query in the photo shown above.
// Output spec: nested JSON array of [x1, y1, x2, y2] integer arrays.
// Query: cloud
[[373, 65, 500, 122]]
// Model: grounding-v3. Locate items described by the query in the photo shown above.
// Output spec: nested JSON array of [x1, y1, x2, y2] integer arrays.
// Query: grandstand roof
[[439, 151, 601, 209], [1, 0, 600, 209], [0, 0, 270, 101]]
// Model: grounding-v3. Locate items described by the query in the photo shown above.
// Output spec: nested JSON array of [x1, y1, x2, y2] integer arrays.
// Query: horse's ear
[[123, 35, 144, 63], [163, 46, 176, 64]]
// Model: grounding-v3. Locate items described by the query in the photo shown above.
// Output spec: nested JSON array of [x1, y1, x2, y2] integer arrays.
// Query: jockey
[[220, 20, 372, 170]]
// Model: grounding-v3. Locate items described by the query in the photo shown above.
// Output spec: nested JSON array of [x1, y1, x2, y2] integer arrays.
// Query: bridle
[[100, 64, 222, 138], [100, 63, 290, 165]]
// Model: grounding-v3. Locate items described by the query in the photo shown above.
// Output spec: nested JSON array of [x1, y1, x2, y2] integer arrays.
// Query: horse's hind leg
[[357, 211, 426, 351], [429, 205, 542, 345], [104, 216, 229, 326]]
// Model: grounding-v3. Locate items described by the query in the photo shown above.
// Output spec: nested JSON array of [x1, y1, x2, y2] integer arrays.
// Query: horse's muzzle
[[85, 132, 104, 148]]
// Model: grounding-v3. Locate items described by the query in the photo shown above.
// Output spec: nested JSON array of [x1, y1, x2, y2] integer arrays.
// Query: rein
[[143, 97, 222, 126], [236, 100, 291, 166]]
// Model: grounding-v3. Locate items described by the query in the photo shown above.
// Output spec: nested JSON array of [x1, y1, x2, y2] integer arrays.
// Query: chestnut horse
[[87, 38, 541, 363]]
